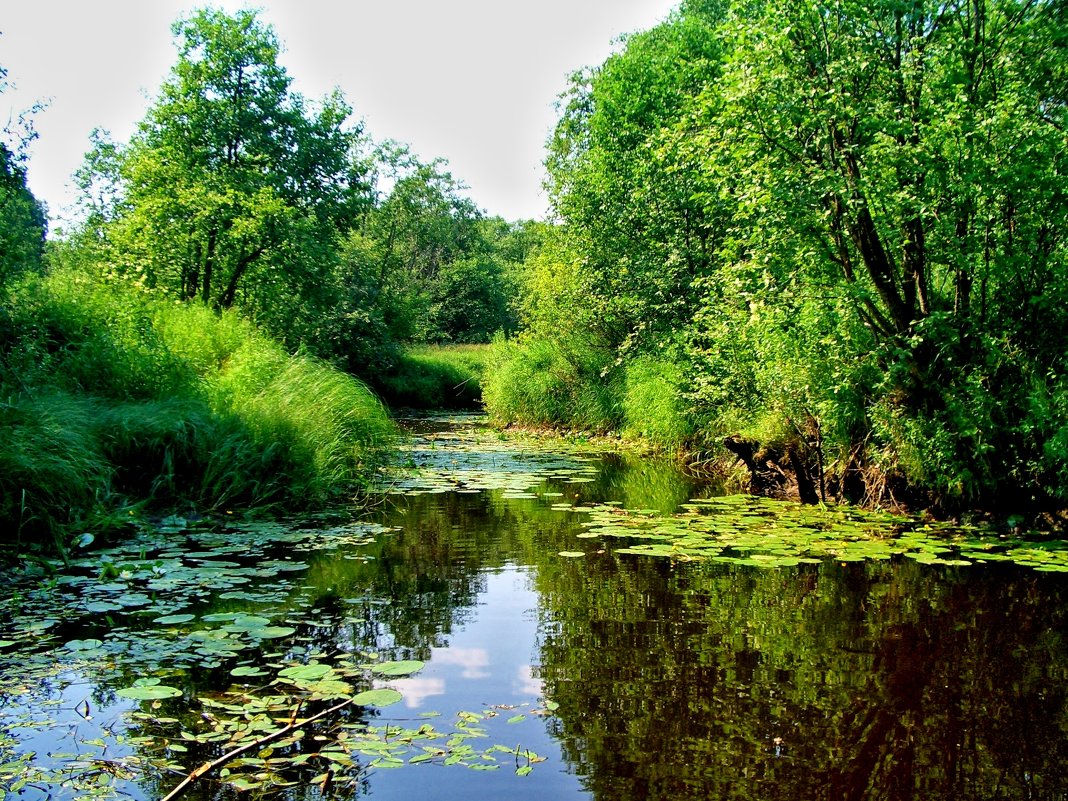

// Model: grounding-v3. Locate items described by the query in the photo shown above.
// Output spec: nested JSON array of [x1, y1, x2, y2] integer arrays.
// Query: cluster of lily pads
[[0, 512, 553, 799], [377, 419, 601, 496], [556, 494, 1068, 572]]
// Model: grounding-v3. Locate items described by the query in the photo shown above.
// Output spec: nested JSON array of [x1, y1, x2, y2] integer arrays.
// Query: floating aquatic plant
[[572, 494, 1068, 572]]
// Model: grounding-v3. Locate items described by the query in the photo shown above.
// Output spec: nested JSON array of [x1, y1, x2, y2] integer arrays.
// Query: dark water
[[2, 416, 1068, 800], [362, 484, 1068, 801]]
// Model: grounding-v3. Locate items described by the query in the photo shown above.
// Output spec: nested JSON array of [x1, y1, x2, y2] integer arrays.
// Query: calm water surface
[[2, 415, 1067, 800]]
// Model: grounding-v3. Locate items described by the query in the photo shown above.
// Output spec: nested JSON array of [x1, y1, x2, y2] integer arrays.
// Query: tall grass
[[482, 335, 621, 431], [482, 336, 696, 452], [372, 344, 488, 409], [0, 267, 394, 556], [620, 356, 693, 450]]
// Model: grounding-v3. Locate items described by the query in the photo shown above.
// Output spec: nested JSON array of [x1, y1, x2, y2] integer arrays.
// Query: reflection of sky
[[373, 566, 588, 800], [0, 668, 151, 801], [432, 646, 491, 679], [382, 569, 543, 711]]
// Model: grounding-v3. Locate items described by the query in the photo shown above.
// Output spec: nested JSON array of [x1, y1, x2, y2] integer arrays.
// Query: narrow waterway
[[1, 414, 1067, 800]]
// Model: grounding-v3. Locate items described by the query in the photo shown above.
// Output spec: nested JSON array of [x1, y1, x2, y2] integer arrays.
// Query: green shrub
[[483, 334, 620, 430], [621, 356, 693, 450]]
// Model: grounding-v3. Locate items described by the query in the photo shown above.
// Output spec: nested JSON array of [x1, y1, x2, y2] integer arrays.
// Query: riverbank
[[0, 268, 395, 561]]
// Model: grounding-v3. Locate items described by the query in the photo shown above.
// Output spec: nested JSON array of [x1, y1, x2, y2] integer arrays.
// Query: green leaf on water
[[278, 663, 333, 681], [116, 684, 183, 700], [370, 660, 426, 676], [153, 614, 196, 625], [558, 551, 586, 558], [245, 626, 295, 640], [64, 639, 104, 652], [230, 666, 267, 678], [353, 688, 403, 707]]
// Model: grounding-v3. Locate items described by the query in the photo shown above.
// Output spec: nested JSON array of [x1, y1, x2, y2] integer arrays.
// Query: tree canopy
[[492, 0, 1068, 507]]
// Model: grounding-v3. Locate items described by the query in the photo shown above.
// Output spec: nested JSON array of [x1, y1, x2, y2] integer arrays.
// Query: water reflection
[[359, 459, 1068, 801], [531, 553, 1068, 801], [2, 417, 1068, 800]]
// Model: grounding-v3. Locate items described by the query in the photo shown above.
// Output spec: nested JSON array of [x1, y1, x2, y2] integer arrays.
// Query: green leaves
[[369, 660, 426, 677], [116, 679, 183, 701], [352, 688, 403, 707]]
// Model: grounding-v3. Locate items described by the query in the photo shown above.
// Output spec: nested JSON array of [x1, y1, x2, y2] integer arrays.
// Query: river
[[1, 413, 1067, 800]]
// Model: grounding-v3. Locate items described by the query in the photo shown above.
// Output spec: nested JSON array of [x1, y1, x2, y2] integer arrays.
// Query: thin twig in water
[[160, 698, 355, 801]]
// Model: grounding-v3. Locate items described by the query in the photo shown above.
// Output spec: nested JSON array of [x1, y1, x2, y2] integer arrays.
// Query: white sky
[[1, 0, 680, 226]]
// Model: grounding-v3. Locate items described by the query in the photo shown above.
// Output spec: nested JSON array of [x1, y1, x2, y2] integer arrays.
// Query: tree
[[360, 145, 495, 342], [702, 0, 1068, 366], [544, 1, 727, 351], [101, 9, 370, 327], [0, 65, 47, 286], [680, 0, 1068, 498]]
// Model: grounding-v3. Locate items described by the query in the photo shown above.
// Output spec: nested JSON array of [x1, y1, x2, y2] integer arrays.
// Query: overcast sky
[[1, 0, 680, 226]]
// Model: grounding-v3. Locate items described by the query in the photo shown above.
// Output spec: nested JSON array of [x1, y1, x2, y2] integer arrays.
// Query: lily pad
[[278, 663, 334, 682], [230, 666, 268, 678], [153, 613, 196, 625], [64, 639, 104, 652], [353, 688, 403, 707], [116, 684, 183, 700], [370, 660, 426, 677]]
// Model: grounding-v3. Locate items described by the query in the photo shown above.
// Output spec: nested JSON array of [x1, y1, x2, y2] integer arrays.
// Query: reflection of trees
[[298, 490, 584, 659], [533, 556, 1068, 801]]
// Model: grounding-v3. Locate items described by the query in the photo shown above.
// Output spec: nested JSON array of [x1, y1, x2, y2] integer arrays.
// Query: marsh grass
[[0, 268, 394, 555], [374, 344, 488, 409], [621, 356, 694, 450], [482, 336, 620, 431], [483, 336, 698, 452]]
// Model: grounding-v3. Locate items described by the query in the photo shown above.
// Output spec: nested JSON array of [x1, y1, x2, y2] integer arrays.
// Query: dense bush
[[484, 0, 1068, 510]]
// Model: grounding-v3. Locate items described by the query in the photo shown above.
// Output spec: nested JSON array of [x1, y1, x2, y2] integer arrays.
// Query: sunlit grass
[[0, 267, 395, 555], [373, 343, 489, 409]]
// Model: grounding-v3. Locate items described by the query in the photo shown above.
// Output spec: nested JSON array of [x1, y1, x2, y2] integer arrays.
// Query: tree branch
[[160, 698, 354, 801]]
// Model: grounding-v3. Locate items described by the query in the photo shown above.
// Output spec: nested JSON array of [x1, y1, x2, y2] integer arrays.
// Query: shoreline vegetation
[[0, 266, 395, 561], [3, 0, 1068, 560]]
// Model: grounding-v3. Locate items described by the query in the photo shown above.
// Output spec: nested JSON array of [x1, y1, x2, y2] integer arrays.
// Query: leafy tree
[[98, 9, 371, 334], [544, 1, 727, 351], [360, 145, 522, 343], [682, 0, 1068, 498], [0, 65, 47, 286], [495, 0, 1068, 505]]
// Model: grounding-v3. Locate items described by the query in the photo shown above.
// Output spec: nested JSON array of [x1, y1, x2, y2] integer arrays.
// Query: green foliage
[[100, 8, 368, 323], [373, 344, 488, 410], [621, 356, 693, 450], [0, 66, 47, 288], [65, 15, 523, 377], [0, 266, 394, 554], [0, 145, 46, 286], [483, 334, 620, 431], [489, 0, 1068, 508]]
